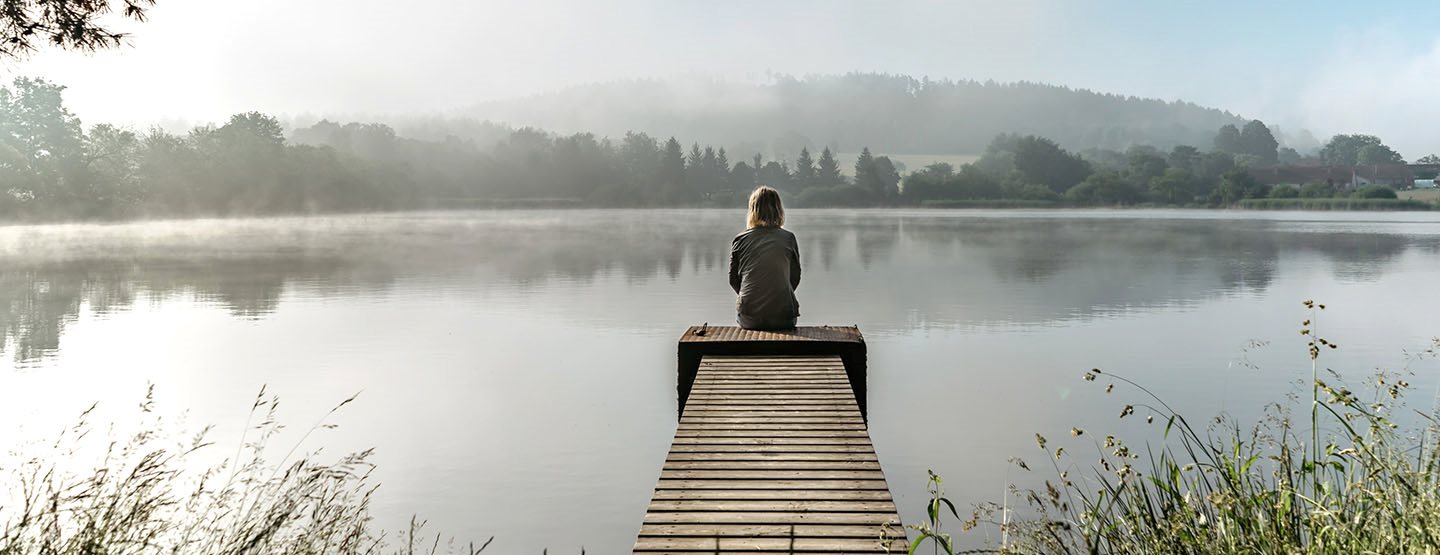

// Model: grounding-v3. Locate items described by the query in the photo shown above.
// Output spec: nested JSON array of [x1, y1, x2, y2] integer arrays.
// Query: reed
[[907, 301, 1440, 554], [0, 386, 492, 555], [1237, 198, 1434, 211]]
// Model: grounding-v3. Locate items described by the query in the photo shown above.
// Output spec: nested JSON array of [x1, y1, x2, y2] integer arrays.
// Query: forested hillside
[[466, 73, 1250, 157]]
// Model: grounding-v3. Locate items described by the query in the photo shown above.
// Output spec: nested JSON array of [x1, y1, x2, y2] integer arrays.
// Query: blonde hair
[[747, 186, 785, 229]]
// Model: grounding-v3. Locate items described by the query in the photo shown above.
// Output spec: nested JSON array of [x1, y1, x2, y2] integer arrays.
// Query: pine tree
[[701, 146, 718, 194], [660, 137, 686, 202], [793, 148, 816, 190], [715, 147, 731, 191], [685, 143, 705, 196], [817, 147, 844, 189], [853, 147, 878, 193]]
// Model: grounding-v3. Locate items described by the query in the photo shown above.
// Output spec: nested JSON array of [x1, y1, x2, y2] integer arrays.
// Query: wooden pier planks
[[635, 355, 907, 554]]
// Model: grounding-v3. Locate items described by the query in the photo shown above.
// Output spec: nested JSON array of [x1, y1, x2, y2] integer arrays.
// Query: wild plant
[[0, 386, 492, 555], [921, 301, 1440, 554]]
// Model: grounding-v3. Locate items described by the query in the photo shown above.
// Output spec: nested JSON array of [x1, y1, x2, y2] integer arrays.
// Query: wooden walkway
[[634, 353, 907, 553]]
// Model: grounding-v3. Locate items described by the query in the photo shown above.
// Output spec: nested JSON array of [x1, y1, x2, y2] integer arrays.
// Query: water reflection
[[1, 210, 1435, 364], [5, 209, 1440, 553]]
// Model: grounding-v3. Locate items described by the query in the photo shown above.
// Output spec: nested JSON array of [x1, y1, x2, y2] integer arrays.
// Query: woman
[[729, 186, 801, 330]]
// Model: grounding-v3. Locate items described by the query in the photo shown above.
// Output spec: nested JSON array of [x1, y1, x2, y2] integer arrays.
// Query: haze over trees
[[466, 74, 1257, 157], [0, 75, 1422, 220]]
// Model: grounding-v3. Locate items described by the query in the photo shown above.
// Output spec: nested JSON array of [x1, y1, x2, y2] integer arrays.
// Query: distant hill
[[463, 73, 1249, 158]]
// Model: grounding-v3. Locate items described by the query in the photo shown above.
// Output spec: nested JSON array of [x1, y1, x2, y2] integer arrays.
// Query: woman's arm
[[789, 234, 802, 290], [729, 239, 742, 294]]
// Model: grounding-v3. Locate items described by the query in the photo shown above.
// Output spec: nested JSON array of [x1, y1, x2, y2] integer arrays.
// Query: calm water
[[4, 209, 1440, 551]]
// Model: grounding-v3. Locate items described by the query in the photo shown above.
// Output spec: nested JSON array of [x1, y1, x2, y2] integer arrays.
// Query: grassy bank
[[0, 388, 491, 555], [911, 301, 1440, 554], [1237, 198, 1434, 211]]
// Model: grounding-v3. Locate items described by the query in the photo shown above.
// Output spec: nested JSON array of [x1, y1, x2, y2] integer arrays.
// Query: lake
[[3, 208, 1440, 552]]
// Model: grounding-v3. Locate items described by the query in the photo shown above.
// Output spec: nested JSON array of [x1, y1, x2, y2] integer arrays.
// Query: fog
[[8, 0, 1439, 158]]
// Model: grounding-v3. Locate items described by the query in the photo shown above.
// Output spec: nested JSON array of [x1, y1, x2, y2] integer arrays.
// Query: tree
[[1417, 154, 1440, 164], [699, 146, 718, 194], [659, 137, 686, 202], [815, 147, 844, 189], [872, 156, 900, 199], [1238, 120, 1279, 164], [1320, 134, 1403, 165], [1125, 146, 1168, 188], [729, 161, 755, 192], [0, 77, 86, 205], [1011, 135, 1091, 193], [793, 148, 816, 190], [1065, 171, 1142, 205], [1, 0, 156, 58], [1358, 144, 1403, 165], [852, 147, 877, 191], [1168, 145, 1201, 174], [756, 160, 790, 191], [1150, 168, 1192, 205], [715, 147, 729, 184], [613, 131, 660, 193], [899, 163, 955, 202], [1211, 170, 1268, 205], [852, 147, 900, 199], [1213, 124, 1241, 154]]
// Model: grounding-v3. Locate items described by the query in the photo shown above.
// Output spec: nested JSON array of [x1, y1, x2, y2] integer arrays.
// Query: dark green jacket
[[729, 226, 801, 329]]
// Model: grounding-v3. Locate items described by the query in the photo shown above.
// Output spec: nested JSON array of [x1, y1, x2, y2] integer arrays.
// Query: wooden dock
[[634, 326, 907, 553]]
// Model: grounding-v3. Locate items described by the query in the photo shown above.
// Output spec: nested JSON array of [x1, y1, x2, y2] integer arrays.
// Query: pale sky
[[6, 0, 1440, 157]]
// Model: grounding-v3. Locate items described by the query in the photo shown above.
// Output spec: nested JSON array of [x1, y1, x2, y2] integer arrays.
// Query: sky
[[5, 0, 1440, 157]]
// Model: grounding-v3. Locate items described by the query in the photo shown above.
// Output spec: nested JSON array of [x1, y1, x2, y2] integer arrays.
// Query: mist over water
[[3, 209, 1440, 551]]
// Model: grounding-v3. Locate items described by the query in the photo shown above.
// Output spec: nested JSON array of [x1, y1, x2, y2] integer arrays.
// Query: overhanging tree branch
[[0, 0, 156, 59]]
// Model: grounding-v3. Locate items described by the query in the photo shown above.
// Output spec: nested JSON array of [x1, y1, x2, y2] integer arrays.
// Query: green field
[[1398, 188, 1440, 203]]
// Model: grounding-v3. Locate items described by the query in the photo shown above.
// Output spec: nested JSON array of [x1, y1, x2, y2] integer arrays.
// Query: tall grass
[[1237, 198, 1434, 211], [909, 301, 1440, 554], [0, 386, 492, 555]]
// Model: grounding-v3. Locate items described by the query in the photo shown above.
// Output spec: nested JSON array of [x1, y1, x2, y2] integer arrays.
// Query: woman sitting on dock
[[729, 186, 801, 330]]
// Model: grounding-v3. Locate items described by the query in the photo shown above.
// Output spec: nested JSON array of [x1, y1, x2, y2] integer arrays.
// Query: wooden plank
[[638, 523, 897, 538], [646, 500, 897, 512], [643, 512, 897, 525], [667, 444, 876, 453], [659, 469, 887, 480], [683, 403, 860, 409], [671, 438, 873, 446], [637, 353, 904, 553], [663, 460, 883, 471], [655, 479, 891, 490], [650, 489, 892, 501], [676, 424, 867, 431], [665, 452, 878, 462], [672, 431, 872, 439], [634, 537, 898, 552]]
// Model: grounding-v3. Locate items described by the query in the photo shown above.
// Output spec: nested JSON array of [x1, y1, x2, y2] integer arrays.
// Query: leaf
[[941, 497, 960, 521]]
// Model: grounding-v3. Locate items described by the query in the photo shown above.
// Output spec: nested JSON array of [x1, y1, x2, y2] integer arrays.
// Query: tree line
[[0, 77, 1428, 220], [896, 121, 1416, 207]]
